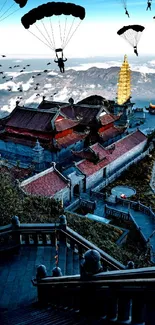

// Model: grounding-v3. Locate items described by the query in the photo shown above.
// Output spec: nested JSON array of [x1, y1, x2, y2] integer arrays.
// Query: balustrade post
[[132, 295, 146, 325], [106, 294, 118, 322], [32, 233, 38, 245], [11, 216, 20, 245], [117, 296, 131, 324], [42, 233, 47, 245], [80, 249, 104, 318], [35, 265, 48, 305], [59, 214, 67, 244]]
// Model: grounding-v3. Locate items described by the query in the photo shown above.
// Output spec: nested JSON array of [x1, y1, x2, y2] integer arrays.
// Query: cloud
[[1, 20, 155, 57], [66, 61, 122, 70]]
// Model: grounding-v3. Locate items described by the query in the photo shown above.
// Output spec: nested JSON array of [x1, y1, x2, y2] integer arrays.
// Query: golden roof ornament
[[117, 54, 131, 105]]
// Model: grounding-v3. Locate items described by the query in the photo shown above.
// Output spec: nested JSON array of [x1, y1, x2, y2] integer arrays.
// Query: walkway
[[79, 193, 155, 262]]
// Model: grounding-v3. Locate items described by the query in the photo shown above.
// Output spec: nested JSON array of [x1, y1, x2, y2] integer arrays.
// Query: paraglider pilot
[[54, 50, 67, 73], [146, 0, 152, 10], [125, 7, 130, 18], [134, 45, 138, 56]]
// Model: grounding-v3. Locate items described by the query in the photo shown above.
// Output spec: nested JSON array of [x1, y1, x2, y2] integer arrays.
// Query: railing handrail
[[64, 227, 125, 270], [33, 266, 155, 286], [0, 223, 59, 236], [0, 224, 12, 234]]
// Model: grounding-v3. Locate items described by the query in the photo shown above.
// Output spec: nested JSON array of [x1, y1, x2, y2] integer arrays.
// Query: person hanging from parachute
[[21, 2, 85, 73], [146, 0, 152, 10], [133, 45, 138, 56], [125, 7, 130, 18], [0, 0, 27, 22], [117, 25, 145, 56], [54, 48, 67, 73], [121, 1, 130, 18]]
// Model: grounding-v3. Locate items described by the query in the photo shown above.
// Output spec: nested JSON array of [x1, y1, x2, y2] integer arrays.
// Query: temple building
[[114, 55, 134, 127], [0, 96, 124, 170]]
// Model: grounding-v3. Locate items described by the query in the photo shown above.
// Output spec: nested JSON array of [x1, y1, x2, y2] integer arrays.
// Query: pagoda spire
[[117, 54, 131, 105]]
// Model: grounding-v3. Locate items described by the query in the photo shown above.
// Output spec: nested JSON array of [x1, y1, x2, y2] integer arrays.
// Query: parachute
[[21, 2, 85, 55], [0, 1, 27, 22], [117, 25, 145, 55]]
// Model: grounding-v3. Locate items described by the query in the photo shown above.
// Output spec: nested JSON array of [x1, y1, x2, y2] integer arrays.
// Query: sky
[[0, 0, 155, 57]]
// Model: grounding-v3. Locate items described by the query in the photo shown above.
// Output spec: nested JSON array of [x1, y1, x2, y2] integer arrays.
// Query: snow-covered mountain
[[0, 65, 155, 117]]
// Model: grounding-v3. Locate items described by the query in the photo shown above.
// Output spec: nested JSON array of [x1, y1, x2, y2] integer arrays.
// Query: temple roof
[[99, 125, 125, 141], [20, 166, 68, 197], [61, 104, 102, 125], [100, 114, 118, 126], [38, 99, 68, 110], [5, 107, 55, 132], [77, 130, 146, 176], [56, 132, 87, 148], [55, 115, 79, 132], [77, 95, 114, 107], [73, 143, 106, 162]]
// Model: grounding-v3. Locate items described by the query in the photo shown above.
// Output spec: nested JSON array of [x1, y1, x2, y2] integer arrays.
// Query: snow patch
[[89, 84, 95, 89], [44, 84, 52, 89], [24, 94, 42, 108]]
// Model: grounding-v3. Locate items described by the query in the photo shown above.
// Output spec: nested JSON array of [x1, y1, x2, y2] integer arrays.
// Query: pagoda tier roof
[[5, 106, 56, 132], [77, 130, 147, 177]]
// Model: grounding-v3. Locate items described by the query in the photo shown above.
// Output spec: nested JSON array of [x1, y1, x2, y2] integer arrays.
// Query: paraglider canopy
[[0, 0, 27, 22], [21, 2, 86, 54], [117, 25, 145, 56]]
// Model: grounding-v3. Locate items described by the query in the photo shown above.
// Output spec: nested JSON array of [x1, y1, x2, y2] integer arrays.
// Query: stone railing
[[32, 266, 155, 325], [104, 204, 150, 246], [63, 227, 125, 271], [116, 197, 155, 219], [105, 204, 130, 221], [79, 197, 96, 211], [0, 216, 125, 271]]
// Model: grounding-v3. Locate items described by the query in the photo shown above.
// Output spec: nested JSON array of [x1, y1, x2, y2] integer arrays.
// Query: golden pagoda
[[117, 54, 131, 105]]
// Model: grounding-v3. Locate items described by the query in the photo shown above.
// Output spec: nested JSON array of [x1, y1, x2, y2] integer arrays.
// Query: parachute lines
[[21, 2, 86, 54]]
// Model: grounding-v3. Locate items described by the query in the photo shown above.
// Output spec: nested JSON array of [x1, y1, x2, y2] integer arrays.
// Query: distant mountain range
[[0, 66, 155, 117]]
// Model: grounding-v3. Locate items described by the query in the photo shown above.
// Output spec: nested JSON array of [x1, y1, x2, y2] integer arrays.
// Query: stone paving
[[0, 246, 56, 311]]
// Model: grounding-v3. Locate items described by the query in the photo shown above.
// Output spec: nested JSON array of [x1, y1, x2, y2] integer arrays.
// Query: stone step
[[0, 305, 89, 325]]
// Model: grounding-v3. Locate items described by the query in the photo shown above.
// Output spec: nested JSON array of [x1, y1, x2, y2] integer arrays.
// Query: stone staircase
[[1, 220, 155, 324], [0, 304, 90, 325], [0, 243, 81, 312], [58, 244, 81, 276]]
